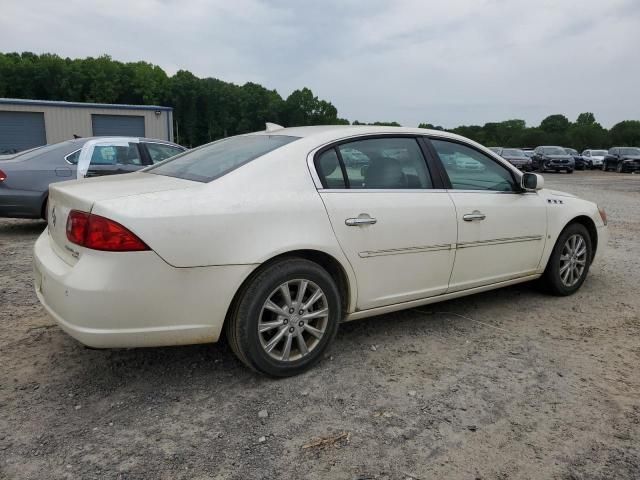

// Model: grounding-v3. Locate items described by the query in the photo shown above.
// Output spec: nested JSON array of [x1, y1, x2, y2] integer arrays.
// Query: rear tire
[[226, 258, 341, 377], [541, 223, 592, 296]]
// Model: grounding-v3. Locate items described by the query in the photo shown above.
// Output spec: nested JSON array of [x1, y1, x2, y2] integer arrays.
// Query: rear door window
[[90, 144, 142, 166], [315, 137, 433, 189]]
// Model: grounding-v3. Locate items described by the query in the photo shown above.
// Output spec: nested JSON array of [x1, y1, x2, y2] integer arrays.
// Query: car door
[[84, 143, 143, 177], [426, 138, 547, 292], [314, 136, 458, 310]]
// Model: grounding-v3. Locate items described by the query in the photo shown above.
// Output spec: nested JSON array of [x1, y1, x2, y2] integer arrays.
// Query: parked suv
[[602, 147, 640, 173], [582, 149, 607, 169], [532, 146, 575, 173], [498, 148, 533, 171], [564, 148, 589, 170]]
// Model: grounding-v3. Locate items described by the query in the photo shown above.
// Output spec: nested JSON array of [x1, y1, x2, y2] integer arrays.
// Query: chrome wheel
[[559, 234, 588, 287], [258, 279, 329, 362]]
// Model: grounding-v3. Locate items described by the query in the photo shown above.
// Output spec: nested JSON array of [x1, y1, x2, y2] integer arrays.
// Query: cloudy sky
[[1, 0, 639, 128]]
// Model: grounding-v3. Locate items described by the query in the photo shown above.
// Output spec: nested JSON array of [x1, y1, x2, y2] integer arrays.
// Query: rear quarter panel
[[91, 143, 358, 309]]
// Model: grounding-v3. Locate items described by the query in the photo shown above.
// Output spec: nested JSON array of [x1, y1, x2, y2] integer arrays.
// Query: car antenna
[[265, 122, 284, 132]]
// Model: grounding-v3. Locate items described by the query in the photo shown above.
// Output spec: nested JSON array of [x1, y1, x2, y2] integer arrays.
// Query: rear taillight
[[66, 210, 149, 252], [0, 169, 6, 181]]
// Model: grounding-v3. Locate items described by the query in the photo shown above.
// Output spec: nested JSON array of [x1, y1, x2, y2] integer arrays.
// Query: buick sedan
[[34, 125, 608, 376]]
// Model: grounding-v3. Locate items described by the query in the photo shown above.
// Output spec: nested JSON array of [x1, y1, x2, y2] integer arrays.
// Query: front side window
[[430, 139, 517, 192], [315, 137, 433, 189], [148, 135, 299, 182], [145, 143, 185, 164]]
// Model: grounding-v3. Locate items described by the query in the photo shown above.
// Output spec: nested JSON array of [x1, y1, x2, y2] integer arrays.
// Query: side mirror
[[521, 172, 544, 191]]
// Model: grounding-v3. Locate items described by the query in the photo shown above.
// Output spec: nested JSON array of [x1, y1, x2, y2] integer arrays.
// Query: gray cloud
[[1, 0, 638, 127]]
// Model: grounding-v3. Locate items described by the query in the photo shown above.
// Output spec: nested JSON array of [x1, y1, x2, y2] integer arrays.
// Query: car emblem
[[51, 207, 57, 227]]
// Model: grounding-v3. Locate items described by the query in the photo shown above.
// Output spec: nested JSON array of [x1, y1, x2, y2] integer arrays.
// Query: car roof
[[250, 124, 469, 143]]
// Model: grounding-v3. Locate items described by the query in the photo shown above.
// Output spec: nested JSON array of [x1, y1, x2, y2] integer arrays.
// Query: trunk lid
[[46, 172, 197, 265]]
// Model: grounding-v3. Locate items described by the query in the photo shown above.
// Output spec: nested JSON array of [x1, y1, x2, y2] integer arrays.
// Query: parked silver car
[[0, 137, 185, 219]]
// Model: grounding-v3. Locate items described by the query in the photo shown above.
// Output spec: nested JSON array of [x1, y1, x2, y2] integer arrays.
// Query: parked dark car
[[602, 147, 640, 173], [564, 148, 589, 170], [498, 148, 533, 171], [532, 146, 575, 173], [0, 137, 186, 219]]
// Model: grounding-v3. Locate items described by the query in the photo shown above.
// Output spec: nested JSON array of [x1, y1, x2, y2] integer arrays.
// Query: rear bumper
[[0, 189, 45, 218], [33, 230, 255, 348]]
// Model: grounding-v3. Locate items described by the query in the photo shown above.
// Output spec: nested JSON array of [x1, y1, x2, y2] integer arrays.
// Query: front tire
[[541, 223, 592, 296], [616, 163, 624, 173], [226, 258, 341, 377]]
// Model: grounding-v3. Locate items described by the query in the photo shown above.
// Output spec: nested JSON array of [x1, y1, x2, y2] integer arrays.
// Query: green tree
[[610, 121, 640, 146]]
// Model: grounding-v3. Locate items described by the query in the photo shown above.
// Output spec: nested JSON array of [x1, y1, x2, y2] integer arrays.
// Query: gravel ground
[[1, 170, 638, 480]]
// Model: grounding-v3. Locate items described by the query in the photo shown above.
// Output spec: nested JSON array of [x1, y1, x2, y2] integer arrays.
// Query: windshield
[[591, 150, 607, 156], [501, 149, 526, 157], [564, 148, 578, 155], [543, 147, 567, 155], [620, 147, 640, 156], [147, 135, 299, 182]]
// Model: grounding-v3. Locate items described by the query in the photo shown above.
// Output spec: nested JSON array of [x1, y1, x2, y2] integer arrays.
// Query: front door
[[428, 138, 547, 292], [314, 136, 458, 310]]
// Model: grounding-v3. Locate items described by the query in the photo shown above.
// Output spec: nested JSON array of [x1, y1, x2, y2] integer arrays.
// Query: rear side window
[[315, 137, 433, 189], [147, 135, 299, 182]]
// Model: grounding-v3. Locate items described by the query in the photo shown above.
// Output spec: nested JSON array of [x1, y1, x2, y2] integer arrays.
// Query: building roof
[[0, 98, 172, 111]]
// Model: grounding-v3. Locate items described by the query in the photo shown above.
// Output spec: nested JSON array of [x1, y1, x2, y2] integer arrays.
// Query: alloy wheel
[[559, 234, 588, 287], [258, 279, 329, 362]]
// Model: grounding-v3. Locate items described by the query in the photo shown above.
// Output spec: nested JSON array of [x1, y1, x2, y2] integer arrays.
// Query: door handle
[[463, 210, 486, 222], [345, 214, 377, 226]]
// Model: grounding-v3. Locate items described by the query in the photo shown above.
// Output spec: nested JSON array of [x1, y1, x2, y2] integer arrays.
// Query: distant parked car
[[499, 148, 533, 171], [488, 147, 502, 154], [532, 146, 575, 173], [0, 137, 186, 219], [564, 148, 589, 170], [602, 147, 640, 173], [581, 149, 607, 169]]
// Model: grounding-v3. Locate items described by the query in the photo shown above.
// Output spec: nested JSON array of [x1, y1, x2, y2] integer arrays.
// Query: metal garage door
[[92, 114, 145, 137], [0, 111, 46, 153]]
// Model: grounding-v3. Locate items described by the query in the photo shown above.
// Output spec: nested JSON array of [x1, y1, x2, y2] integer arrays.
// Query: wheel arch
[[223, 249, 354, 334], [565, 215, 598, 262]]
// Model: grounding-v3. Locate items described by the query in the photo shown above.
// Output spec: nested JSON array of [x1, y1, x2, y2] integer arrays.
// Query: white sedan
[[34, 125, 608, 376]]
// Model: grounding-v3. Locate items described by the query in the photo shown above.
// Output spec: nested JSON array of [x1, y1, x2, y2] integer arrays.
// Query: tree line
[[1, 52, 639, 150]]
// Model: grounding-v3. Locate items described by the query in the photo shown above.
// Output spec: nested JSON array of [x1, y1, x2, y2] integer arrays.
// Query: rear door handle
[[463, 211, 486, 222], [345, 214, 377, 226]]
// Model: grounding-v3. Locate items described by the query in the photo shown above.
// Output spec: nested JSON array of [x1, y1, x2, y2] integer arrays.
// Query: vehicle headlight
[[598, 206, 607, 226]]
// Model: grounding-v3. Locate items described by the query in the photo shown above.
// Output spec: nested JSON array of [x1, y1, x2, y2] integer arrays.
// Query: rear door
[[426, 138, 547, 292], [314, 136, 457, 310], [85, 143, 144, 177]]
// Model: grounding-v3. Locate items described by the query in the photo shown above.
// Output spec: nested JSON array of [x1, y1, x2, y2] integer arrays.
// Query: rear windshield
[[147, 135, 299, 182]]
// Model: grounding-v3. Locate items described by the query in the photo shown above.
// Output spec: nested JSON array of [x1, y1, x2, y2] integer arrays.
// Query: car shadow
[[0, 219, 46, 237]]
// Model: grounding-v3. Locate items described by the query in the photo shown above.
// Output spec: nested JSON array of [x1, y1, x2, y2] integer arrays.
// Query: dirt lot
[[1, 171, 638, 480]]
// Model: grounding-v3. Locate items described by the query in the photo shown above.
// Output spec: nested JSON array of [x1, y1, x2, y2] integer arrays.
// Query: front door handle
[[345, 214, 377, 226], [463, 210, 486, 222]]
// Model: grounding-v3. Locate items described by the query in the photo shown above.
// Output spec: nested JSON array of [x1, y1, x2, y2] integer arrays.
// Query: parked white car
[[581, 149, 607, 168], [34, 125, 608, 376]]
